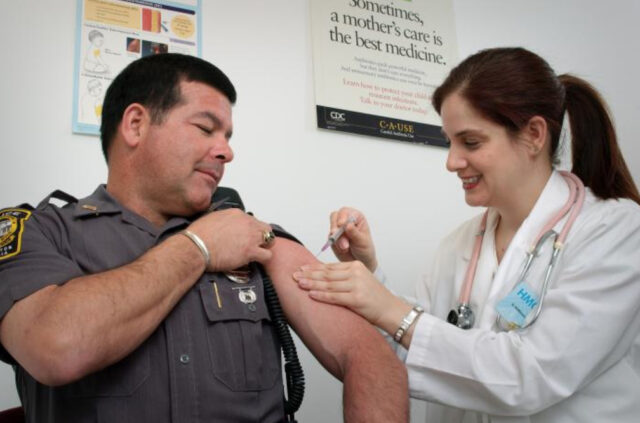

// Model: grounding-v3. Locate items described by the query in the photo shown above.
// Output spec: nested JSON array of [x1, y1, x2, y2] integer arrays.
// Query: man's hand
[[187, 209, 274, 271]]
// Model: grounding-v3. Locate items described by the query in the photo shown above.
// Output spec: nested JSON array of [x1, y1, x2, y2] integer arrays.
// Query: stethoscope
[[447, 171, 586, 330]]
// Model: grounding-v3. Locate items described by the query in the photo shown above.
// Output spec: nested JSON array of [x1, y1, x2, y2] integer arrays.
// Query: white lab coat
[[406, 171, 640, 422]]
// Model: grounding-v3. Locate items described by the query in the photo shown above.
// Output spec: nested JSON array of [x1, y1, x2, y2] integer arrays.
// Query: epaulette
[[37, 190, 79, 209]]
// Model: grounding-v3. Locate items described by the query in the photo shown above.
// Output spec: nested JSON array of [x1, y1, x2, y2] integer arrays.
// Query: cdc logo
[[329, 111, 346, 122]]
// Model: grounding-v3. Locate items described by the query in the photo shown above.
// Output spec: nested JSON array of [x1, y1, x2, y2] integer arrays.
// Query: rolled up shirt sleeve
[[0, 209, 84, 363]]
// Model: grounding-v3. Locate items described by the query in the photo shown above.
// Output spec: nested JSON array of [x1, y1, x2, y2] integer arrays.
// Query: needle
[[316, 216, 356, 256]]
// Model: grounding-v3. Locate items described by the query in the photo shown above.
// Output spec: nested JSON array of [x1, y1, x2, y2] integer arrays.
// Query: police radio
[[210, 187, 305, 423]]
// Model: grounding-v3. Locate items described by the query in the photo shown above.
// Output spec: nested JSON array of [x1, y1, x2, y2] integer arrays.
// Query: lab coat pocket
[[199, 275, 281, 392]]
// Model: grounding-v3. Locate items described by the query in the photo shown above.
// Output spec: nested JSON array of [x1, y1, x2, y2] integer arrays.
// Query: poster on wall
[[72, 0, 201, 135], [310, 0, 457, 147]]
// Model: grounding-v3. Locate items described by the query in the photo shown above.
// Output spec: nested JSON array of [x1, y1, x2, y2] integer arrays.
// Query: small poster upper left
[[73, 0, 201, 135]]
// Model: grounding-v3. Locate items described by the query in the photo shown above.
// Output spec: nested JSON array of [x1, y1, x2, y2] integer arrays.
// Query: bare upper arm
[[263, 237, 390, 378]]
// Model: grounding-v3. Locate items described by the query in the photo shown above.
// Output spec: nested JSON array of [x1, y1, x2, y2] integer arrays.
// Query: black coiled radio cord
[[210, 186, 305, 422], [256, 263, 305, 422]]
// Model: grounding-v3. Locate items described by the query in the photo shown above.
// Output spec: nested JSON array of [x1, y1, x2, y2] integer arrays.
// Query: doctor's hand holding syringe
[[301, 208, 409, 335], [317, 209, 378, 273]]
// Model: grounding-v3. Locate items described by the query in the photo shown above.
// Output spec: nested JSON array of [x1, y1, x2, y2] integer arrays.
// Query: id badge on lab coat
[[495, 282, 539, 329]]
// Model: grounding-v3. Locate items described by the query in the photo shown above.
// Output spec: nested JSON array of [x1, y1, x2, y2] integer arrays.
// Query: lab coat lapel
[[478, 171, 571, 328], [467, 209, 500, 323], [446, 209, 500, 324], [441, 213, 492, 320], [446, 223, 477, 319]]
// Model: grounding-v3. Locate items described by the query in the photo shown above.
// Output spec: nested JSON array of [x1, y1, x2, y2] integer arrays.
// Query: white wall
[[0, 1, 638, 421]]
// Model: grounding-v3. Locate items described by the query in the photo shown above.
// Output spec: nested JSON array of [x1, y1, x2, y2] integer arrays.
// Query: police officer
[[0, 53, 408, 422]]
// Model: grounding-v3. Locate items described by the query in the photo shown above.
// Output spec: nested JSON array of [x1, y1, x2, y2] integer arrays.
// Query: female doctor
[[294, 47, 640, 422]]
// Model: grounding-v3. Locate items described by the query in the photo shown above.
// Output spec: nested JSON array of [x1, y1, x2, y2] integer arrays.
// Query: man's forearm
[[0, 234, 204, 385], [341, 325, 409, 422]]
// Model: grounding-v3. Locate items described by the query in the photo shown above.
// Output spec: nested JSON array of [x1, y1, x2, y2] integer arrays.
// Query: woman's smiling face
[[441, 92, 532, 210]]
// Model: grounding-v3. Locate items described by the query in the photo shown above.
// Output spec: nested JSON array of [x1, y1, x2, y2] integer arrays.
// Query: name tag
[[495, 282, 539, 329]]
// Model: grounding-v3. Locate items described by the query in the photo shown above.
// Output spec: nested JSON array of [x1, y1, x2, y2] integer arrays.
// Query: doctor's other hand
[[293, 261, 402, 326], [329, 207, 378, 272]]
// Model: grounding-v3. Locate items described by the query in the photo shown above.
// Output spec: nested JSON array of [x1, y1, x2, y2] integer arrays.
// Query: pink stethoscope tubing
[[453, 171, 585, 330]]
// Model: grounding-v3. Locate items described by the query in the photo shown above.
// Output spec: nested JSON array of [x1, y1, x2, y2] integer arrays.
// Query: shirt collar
[[72, 185, 123, 218], [72, 185, 190, 238]]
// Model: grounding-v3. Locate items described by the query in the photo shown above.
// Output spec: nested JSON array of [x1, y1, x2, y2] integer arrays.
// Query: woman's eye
[[464, 139, 479, 148]]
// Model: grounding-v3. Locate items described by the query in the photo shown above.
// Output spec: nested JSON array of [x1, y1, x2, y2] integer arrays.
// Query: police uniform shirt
[[0, 185, 290, 423]]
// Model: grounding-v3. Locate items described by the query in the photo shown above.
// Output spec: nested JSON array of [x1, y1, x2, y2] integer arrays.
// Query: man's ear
[[521, 115, 548, 156], [120, 103, 150, 148]]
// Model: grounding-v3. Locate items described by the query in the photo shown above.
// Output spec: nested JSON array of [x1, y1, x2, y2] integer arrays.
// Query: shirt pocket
[[58, 344, 150, 398], [199, 273, 281, 392]]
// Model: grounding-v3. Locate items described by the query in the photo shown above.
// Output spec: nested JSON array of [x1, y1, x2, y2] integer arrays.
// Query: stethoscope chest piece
[[447, 303, 475, 330]]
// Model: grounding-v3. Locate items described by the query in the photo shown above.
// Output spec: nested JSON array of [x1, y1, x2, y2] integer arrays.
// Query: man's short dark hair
[[100, 53, 237, 162]]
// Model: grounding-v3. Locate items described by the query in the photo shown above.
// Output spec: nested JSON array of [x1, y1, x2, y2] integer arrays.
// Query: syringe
[[316, 216, 357, 256]]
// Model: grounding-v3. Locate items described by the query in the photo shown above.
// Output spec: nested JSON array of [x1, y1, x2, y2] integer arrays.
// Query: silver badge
[[237, 287, 257, 304]]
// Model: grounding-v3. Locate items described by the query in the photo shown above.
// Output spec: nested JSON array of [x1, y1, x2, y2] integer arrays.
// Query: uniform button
[[179, 354, 190, 364], [248, 304, 256, 312]]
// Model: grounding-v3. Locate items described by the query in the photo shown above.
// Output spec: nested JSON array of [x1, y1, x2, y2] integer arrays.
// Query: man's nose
[[210, 138, 234, 163]]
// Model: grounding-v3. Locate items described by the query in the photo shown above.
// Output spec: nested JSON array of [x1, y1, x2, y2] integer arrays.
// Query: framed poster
[[72, 0, 201, 135], [310, 0, 457, 146]]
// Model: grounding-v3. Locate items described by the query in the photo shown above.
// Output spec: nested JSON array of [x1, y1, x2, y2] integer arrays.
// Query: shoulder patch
[[0, 208, 32, 260]]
